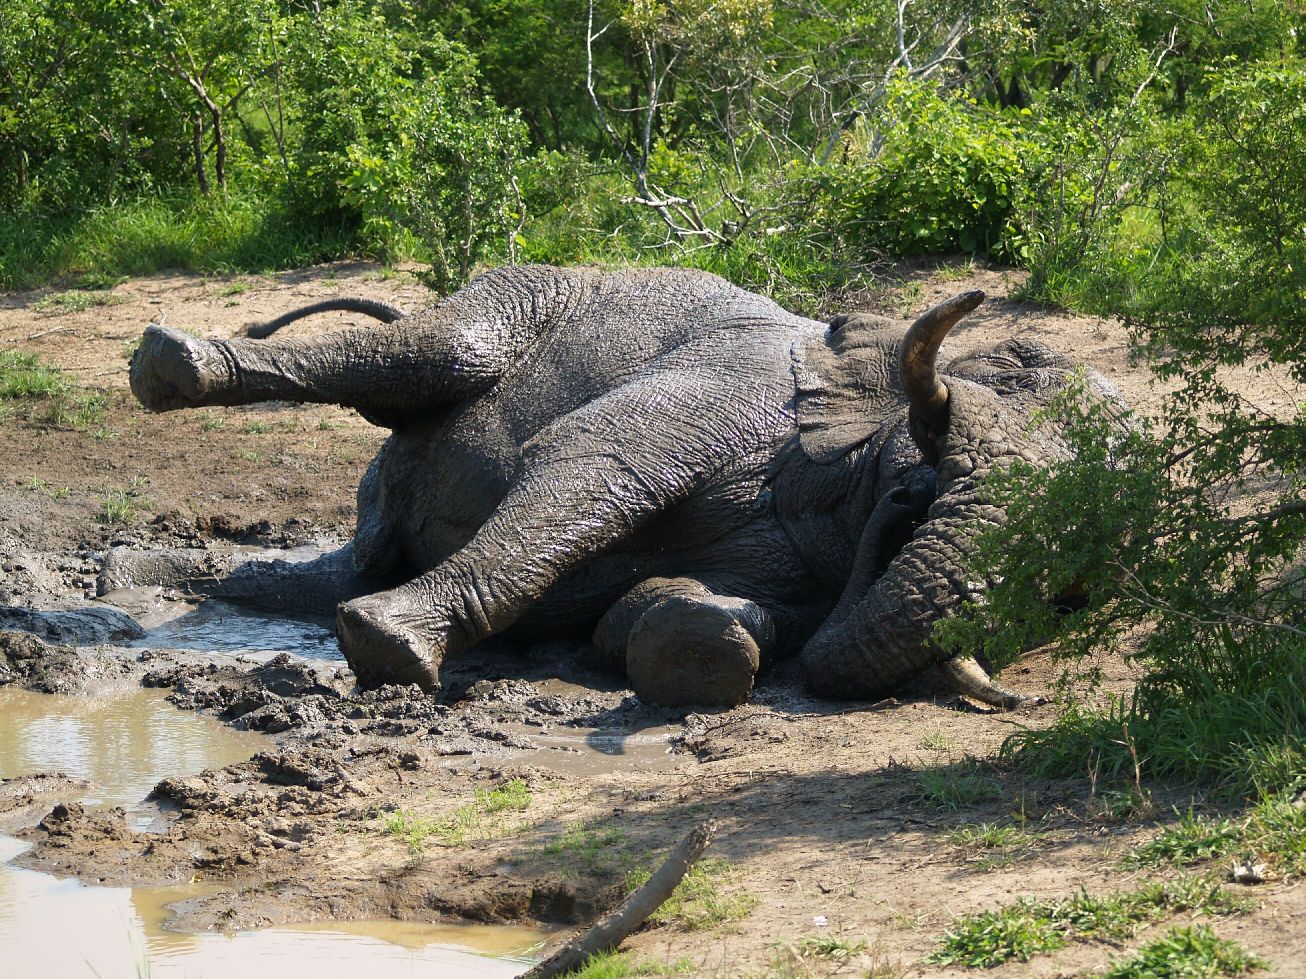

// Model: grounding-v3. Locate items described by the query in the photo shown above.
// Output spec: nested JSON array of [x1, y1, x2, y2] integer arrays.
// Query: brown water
[[0, 687, 542, 978]]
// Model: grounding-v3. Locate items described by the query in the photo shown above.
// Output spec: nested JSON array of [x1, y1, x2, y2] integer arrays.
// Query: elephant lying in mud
[[124, 265, 1121, 709]]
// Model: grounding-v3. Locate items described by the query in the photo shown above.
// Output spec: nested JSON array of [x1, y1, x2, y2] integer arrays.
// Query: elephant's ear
[[793, 312, 906, 464]]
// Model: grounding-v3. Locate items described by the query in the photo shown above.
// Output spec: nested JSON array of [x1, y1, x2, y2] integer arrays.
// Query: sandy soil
[[0, 260, 1302, 977]]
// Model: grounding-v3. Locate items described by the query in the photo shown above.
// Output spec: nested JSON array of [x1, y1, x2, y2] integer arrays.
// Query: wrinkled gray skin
[[125, 265, 1122, 708]]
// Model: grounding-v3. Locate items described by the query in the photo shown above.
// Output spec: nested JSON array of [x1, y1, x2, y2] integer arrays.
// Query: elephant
[[123, 264, 1122, 709]]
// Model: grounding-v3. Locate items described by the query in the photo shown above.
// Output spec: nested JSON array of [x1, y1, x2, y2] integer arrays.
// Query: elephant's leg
[[593, 577, 776, 708], [129, 266, 579, 419], [98, 543, 393, 617], [334, 371, 770, 691], [129, 322, 496, 422]]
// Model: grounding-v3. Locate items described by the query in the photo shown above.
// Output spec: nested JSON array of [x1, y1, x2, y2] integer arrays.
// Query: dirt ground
[[0, 261, 1302, 977]]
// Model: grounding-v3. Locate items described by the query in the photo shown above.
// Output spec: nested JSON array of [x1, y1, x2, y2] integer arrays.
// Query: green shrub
[[802, 78, 1037, 259]]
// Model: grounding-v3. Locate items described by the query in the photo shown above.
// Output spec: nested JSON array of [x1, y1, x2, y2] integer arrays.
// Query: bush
[[801, 78, 1037, 259], [937, 64, 1306, 799]]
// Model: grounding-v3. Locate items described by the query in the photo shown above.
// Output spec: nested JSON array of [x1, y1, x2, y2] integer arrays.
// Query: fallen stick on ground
[[519, 819, 718, 979]]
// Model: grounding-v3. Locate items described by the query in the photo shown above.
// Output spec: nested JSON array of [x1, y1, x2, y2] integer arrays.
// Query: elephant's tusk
[[938, 653, 1044, 710], [899, 290, 985, 436]]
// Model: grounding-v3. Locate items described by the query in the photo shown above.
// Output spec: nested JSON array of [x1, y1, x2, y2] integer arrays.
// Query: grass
[[381, 779, 533, 853], [1127, 794, 1306, 879], [555, 951, 693, 978], [0, 191, 368, 290], [529, 819, 630, 873], [945, 822, 1044, 869], [918, 729, 954, 752], [1099, 925, 1266, 978], [98, 477, 151, 524], [33, 289, 124, 314], [1001, 639, 1306, 802], [0, 349, 109, 429], [23, 477, 71, 499], [625, 858, 757, 931], [927, 876, 1251, 968], [917, 759, 1005, 812], [790, 934, 867, 960], [757, 941, 904, 979]]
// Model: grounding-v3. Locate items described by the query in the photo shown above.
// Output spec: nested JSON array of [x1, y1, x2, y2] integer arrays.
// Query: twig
[[26, 326, 72, 340], [519, 819, 717, 979]]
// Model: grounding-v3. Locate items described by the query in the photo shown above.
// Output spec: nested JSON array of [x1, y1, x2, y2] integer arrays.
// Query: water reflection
[[0, 686, 265, 810], [0, 687, 541, 978]]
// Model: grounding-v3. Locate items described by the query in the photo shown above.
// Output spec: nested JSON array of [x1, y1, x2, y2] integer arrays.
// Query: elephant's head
[[799, 291, 1124, 708]]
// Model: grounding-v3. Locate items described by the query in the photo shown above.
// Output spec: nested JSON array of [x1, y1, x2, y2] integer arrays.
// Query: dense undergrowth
[[2, 1, 1302, 799]]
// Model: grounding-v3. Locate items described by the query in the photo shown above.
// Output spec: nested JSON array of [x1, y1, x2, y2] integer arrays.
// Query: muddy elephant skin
[[125, 265, 1123, 708]]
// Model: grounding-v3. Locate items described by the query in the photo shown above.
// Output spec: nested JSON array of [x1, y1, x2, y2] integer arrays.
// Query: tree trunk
[[191, 113, 210, 195], [210, 106, 226, 190]]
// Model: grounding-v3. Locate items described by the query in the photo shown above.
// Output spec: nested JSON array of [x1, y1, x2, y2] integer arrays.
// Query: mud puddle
[[105, 585, 341, 661], [0, 686, 542, 977], [103, 542, 344, 661], [0, 686, 265, 821]]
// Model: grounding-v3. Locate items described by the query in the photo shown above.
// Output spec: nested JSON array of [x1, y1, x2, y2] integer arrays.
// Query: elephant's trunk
[[899, 290, 984, 440], [801, 491, 1002, 702]]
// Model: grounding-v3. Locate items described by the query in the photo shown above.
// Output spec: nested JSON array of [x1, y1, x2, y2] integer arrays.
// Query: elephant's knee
[[594, 577, 774, 708]]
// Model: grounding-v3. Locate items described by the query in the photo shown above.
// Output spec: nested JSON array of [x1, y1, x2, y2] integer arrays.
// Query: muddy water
[[108, 585, 342, 661], [0, 687, 542, 978]]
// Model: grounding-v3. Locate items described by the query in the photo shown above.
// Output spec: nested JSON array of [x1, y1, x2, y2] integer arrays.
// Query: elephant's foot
[[130, 325, 233, 411], [625, 595, 762, 708], [337, 595, 441, 692]]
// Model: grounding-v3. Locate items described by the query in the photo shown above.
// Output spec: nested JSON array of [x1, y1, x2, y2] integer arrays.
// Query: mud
[[0, 691, 543, 978], [1, 261, 1302, 977]]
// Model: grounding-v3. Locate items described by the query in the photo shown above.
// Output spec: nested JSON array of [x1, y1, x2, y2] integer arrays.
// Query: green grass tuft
[[1, 350, 110, 430], [1128, 795, 1306, 878], [33, 289, 124, 314], [928, 876, 1250, 968], [1100, 925, 1266, 978], [553, 951, 693, 978], [625, 858, 757, 931], [917, 759, 1005, 812], [382, 779, 534, 853]]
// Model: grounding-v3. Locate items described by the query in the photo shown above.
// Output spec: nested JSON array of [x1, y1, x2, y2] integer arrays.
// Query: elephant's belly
[[367, 410, 522, 571]]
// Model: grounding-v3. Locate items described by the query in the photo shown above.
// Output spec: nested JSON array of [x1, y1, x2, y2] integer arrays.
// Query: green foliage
[[625, 858, 757, 931], [917, 759, 1004, 812], [279, 1, 528, 285], [1100, 925, 1266, 979], [929, 876, 1250, 968], [807, 79, 1036, 258], [1128, 795, 1306, 879], [937, 67, 1306, 795], [0, 349, 108, 429]]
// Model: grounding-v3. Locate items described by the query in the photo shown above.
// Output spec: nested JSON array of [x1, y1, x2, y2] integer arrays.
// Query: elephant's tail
[[246, 298, 406, 338]]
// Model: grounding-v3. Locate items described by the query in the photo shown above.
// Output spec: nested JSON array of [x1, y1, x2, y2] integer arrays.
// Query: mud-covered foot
[[626, 596, 760, 708], [129, 325, 232, 411], [336, 595, 440, 692]]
